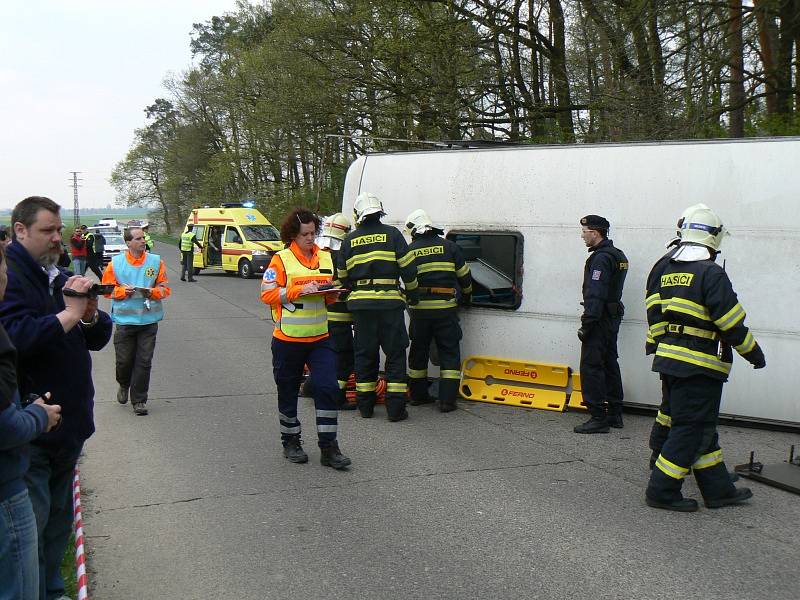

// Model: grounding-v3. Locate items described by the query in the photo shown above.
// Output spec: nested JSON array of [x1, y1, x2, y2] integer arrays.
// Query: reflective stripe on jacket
[[407, 232, 472, 317], [337, 221, 418, 310], [180, 232, 196, 251], [650, 257, 761, 381], [268, 248, 333, 340], [109, 253, 165, 325]]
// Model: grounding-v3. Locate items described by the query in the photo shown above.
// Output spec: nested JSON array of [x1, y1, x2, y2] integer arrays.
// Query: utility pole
[[68, 171, 82, 225]]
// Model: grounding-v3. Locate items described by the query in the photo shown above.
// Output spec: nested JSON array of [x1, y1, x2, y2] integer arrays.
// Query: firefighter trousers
[[329, 320, 354, 407], [271, 337, 339, 448], [646, 374, 736, 504], [351, 307, 409, 419], [579, 318, 623, 418], [648, 376, 671, 468], [408, 315, 462, 408]]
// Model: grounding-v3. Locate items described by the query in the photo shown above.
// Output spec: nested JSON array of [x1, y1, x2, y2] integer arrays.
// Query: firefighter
[[574, 215, 629, 434], [260, 208, 351, 470], [337, 192, 419, 421], [404, 209, 472, 412], [645, 205, 765, 511], [317, 213, 356, 410], [646, 204, 708, 466]]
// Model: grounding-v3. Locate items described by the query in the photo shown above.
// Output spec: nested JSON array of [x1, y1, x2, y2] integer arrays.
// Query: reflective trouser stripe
[[356, 381, 377, 392], [337, 379, 348, 390], [386, 382, 407, 393], [440, 369, 461, 380], [408, 368, 428, 380], [655, 410, 672, 427], [692, 449, 723, 470], [316, 409, 337, 434], [655, 454, 690, 479], [279, 412, 301, 435]]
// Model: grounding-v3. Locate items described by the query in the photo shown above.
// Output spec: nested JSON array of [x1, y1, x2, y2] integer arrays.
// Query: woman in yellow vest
[[260, 208, 351, 470]]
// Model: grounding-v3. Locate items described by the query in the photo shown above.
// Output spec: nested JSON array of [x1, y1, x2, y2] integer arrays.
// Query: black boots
[[283, 438, 308, 463], [320, 442, 351, 470], [574, 416, 610, 434], [645, 496, 699, 512], [705, 487, 753, 508], [607, 412, 624, 428]]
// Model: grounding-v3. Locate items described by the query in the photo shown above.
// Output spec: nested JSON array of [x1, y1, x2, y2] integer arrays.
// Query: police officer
[[404, 209, 472, 412], [179, 224, 203, 282], [337, 192, 419, 422], [645, 205, 764, 512], [574, 215, 628, 434], [317, 213, 356, 410]]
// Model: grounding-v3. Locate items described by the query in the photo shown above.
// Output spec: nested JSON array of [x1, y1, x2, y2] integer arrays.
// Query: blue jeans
[[71, 257, 87, 276], [0, 489, 39, 600], [25, 444, 82, 600]]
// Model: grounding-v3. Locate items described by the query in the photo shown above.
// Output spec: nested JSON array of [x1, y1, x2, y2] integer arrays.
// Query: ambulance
[[185, 203, 283, 278], [341, 137, 800, 427]]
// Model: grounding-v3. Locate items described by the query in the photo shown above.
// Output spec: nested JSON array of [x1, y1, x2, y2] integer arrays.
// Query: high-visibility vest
[[180, 231, 195, 251], [110, 253, 165, 325], [144, 232, 153, 250], [271, 249, 333, 339]]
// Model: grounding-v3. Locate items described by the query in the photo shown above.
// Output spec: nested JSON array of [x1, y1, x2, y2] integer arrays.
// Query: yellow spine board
[[462, 357, 569, 388], [459, 379, 567, 412]]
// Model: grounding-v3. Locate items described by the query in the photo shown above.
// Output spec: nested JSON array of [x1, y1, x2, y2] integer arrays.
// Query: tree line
[[111, 0, 800, 232]]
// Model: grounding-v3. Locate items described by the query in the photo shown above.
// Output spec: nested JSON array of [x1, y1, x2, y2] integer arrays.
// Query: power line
[[68, 172, 82, 226]]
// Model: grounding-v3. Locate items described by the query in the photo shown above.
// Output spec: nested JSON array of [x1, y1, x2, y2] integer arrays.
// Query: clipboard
[[298, 287, 347, 297]]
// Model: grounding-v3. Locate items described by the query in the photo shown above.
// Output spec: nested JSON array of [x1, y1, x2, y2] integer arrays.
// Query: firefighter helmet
[[405, 209, 438, 236], [319, 213, 351, 250], [679, 205, 725, 251], [353, 192, 385, 224]]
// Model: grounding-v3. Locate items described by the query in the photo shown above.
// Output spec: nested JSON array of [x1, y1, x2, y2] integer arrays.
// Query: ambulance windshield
[[241, 225, 280, 241]]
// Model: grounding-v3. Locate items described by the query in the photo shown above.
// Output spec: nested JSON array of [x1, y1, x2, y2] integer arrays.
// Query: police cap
[[580, 215, 610, 231]]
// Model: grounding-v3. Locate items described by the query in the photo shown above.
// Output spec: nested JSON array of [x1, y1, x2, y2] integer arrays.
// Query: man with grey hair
[[0, 195, 112, 600]]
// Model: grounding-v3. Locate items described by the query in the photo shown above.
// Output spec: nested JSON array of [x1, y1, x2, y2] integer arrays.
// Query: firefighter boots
[[283, 438, 308, 464], [607, 411, 624, 428], [574, 416, 610, 434], [705, 487, 753, 509], [645, 496, 699, 512], [320, 442, 351, 470]]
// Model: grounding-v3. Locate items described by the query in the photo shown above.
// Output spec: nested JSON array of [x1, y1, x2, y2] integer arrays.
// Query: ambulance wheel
[[193, 267, 201, 276], [238, 259, 253, 279]]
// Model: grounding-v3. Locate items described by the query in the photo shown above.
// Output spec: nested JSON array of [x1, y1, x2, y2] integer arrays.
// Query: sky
[[0, 0, 247, 211]]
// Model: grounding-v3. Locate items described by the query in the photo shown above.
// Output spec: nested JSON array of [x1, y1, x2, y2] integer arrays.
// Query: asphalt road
[[81, 243, 800, 599]]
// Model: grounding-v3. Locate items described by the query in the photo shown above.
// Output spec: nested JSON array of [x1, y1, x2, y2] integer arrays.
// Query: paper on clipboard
[[298, 287, 347, 297]]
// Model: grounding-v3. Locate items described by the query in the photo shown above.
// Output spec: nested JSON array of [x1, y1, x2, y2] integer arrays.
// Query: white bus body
[[342, 138, 800, 427]]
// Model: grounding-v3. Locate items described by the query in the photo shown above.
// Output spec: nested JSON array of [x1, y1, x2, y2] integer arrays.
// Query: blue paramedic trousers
[[271, 337, 339, 448]]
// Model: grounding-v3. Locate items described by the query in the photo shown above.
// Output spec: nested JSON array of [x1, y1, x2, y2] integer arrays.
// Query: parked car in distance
[[102, 232, 126, 265]]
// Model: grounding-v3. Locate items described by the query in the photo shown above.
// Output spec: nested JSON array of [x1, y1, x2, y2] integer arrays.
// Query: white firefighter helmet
[[666, 202, 710, 248], [673, 205, 726, 261], [404, 209, 437, 236], [319, 213, 351, 250], [353, 192, 385, 224]]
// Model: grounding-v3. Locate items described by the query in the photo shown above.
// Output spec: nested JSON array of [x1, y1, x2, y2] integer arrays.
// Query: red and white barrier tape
[[72, 469, 89, 600]]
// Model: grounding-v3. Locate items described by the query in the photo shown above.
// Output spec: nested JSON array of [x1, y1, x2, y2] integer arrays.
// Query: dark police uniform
[[337, 218, 418, 421], [645, 255, 764, 507], [579, 229, 628, 427], [407, 231, 472, 411]]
